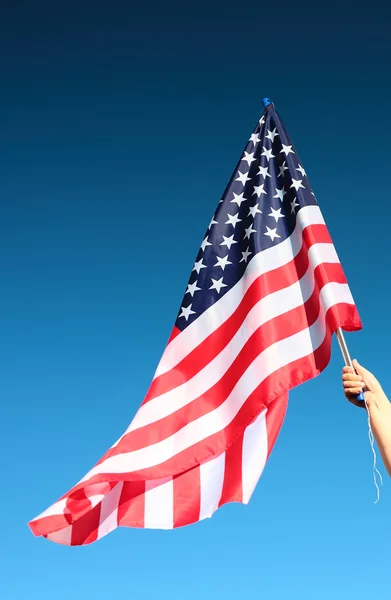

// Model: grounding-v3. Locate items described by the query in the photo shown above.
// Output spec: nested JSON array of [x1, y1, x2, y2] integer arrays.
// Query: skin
[[343, 359, 391, 477]]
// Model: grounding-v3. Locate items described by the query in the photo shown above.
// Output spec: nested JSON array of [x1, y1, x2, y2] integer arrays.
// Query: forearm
[[342, 361, 391, 476], [370, 404, 391, 477]]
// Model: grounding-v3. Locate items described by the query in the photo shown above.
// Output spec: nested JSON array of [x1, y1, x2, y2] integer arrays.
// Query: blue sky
[[1, 1, 391, 598]]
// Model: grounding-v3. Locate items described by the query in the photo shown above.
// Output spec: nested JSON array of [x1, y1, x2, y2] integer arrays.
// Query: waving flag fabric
[[29, 103, 361, 545]]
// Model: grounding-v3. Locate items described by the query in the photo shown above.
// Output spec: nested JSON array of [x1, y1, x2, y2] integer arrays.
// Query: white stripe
[[81, 283, 353, 479], [155, 205, 325, 377], [199, 453, 226, 520], [97, 482, 124, 540], [47, 525, 72, 545], [34, 498, 68, 520], [144, 477, 174, 529], [128, 242, 338, 432], [241, 410, 268, 504], [85, 493, 106, 508]]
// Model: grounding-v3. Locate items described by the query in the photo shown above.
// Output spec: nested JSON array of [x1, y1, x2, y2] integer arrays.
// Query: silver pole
[[336, 327, 353, 367]]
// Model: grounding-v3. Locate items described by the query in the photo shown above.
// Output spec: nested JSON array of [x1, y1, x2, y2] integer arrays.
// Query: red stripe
[[167, 326, 181, 344], [265, 393, 288, 459], [173, 465, 201, 527], [219, 436, 243, 506], [117, 480, 146, 528], [70, 503, 101, 546]]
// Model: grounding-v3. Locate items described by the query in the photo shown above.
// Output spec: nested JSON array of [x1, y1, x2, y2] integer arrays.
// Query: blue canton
[[175, 105, 318, 330]]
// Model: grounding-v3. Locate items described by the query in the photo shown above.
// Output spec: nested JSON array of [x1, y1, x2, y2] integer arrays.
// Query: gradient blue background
[[1, 1, 390, 598]]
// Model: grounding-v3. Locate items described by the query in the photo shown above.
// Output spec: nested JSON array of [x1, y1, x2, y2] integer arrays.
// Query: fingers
[[342, 366, 354, 375], [341, 366, 365, 396], [342, 371, 363, 383], [344, 385, 365, 396], [343, 383, 365, 395]]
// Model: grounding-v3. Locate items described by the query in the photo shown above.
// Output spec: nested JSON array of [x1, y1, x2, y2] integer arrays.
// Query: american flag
[[29, 102, 361, 545]]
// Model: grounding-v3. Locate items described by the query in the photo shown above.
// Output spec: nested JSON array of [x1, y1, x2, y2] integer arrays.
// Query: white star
[[193, 258, 207, 274], [259, 116, 265, 127], [179, 304, 196, 321], [266, 128, 279, 142], [209, 216, 218, 229], [214, 255, 232, 271], [248, 203, 262, 218], [220, 234, 238, 249], [264, 226, 281, 242], [186, 281, 201, 297], [268, 207, 285, 223], [296, 164, 306, 177], [290, 197, 300, 213], [200, 236, 212, 251], [209, 277, 227, 294], [240, 247, 252, 263], [291, 178, 305, 191], [249, 133, 260, 145], [231, 192, 247, 207], [253, 183, 266, 198], [235, 170, 251, 186], [257, 165, 271, 179], [242, 151, 256, 166], [244, 224, 257, 239], [261, 146, 275, 162], [273, 187, 287, 202], [279, 161, 288, 177], [281, 144, 295, 156], [225, 212, 242, 227]]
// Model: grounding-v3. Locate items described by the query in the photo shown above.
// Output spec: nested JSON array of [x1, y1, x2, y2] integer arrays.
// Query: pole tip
[[262, 97, 273, 110]]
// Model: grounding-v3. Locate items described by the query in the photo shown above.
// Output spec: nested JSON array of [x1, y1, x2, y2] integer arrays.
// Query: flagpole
[[261, 96, 364, 404]]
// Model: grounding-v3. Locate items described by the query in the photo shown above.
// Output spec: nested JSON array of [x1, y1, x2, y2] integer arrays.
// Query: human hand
[[342, 359, 389, 411]]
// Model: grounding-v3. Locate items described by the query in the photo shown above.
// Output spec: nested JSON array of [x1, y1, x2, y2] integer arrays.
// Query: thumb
[[352, 359, 367, 379], [352, 359, 380, 393]]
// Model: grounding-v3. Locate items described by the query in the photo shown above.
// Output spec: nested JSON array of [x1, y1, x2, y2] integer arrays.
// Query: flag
[[29, 102, 361, 545]]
